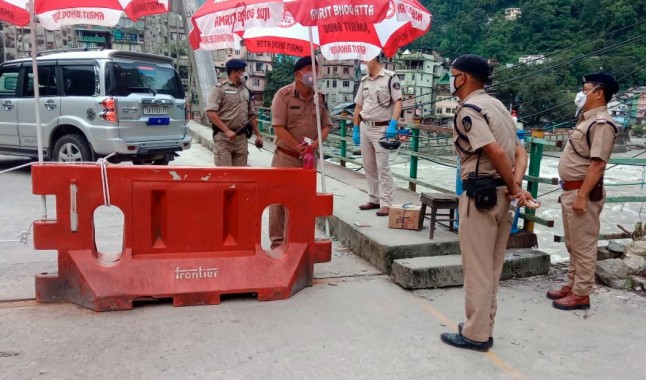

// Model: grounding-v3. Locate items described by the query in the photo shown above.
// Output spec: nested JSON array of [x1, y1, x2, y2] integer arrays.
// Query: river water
[[340, 147, 646, 262]]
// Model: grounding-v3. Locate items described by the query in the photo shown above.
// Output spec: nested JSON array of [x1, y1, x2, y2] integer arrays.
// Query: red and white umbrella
[[0, 0, 30, 26], [189, 0, 283, 51], [283, 0, 432, 60], [241, 7, 319, 57], [35, 0, 169, 29], [120, 0, 170, 21]]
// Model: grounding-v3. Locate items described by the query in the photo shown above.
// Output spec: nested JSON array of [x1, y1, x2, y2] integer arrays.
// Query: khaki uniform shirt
[[271, 82, 332, 150], [453, 89, 518, 179], [558, 106, 617, 181], [354, 68, 403, 122], [206, 79, 257, 132]]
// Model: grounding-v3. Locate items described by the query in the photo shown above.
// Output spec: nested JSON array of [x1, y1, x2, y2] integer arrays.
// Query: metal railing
[[255, 107, 646, 238]]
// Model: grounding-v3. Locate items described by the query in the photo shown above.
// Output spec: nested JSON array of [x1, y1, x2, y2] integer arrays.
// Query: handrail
[[255, 107, 645, 238]]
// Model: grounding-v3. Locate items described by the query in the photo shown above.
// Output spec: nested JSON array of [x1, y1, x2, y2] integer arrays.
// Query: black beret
[[293, 56, 312, 72], [225, 58, 247, 70], [452, 54, 491, 80], [582, 72, 619, 96]]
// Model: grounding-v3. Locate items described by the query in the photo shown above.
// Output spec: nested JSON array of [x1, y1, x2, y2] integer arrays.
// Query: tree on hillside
[[263, 55, 296, 107]]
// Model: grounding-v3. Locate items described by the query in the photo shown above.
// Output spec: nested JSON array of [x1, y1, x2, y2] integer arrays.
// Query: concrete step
[[391, 249, 551, 289]]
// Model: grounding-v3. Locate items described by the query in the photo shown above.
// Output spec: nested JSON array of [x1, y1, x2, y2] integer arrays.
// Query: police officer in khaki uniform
[[206, 58, 263, 166], [268, 56, 331, 249], [352, 55, 403, 216], [440, 55, 532, 352], [547, 72, 619, 310]]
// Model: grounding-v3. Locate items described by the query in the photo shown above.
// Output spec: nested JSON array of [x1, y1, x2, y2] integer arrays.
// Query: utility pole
[[180, 0, 218, 118]]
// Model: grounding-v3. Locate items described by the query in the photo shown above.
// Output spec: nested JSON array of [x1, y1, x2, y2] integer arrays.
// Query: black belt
[[462, 178, 506, 189], [364, 120, 389, 126]]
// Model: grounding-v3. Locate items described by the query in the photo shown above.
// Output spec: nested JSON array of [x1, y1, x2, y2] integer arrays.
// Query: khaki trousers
[[213, 133, 248, 167], [459, 188, 512, 343], [560, 189, 605, 296], [360, 122, 394, 207], [268, 150, 311, 248]]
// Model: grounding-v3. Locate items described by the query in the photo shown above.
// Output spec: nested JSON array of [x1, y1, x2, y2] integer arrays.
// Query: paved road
[[1, 143, 645, 379]]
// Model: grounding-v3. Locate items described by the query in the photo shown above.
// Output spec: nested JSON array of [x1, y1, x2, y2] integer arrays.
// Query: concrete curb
[[390, 249, 551, 289], [188, 121, 214, 152], [321, 215, 461, 275]]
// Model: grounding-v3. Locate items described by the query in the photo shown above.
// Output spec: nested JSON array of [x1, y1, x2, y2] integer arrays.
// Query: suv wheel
[[52, 134, 93, 162]]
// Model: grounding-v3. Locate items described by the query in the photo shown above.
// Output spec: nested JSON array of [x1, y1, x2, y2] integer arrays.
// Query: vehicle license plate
[[144, 106, 168, 115]]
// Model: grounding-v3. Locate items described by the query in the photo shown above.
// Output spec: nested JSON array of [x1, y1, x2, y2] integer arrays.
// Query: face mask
[[239, 72, 248, 84], [299, 71, 315, 88], [360, 64, 368, 75], [450, 74, 462, 95], [574, 85, 598, 115]]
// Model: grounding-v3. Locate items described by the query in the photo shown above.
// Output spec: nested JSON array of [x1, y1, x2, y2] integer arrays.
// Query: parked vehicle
[[0, 49, 191, 164]]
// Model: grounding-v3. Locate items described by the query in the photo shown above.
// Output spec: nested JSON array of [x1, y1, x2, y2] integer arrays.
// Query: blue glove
[[352, 125, 360, 145], [386, 119, 398, 138]]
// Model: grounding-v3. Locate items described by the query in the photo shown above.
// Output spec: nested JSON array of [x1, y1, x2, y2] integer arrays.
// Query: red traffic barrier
[[31, 164, 332, 311]]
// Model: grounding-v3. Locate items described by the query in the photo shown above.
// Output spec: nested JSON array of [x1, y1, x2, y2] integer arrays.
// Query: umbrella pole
[[30, 1, 47, 221], [308, 27, 330, 238]]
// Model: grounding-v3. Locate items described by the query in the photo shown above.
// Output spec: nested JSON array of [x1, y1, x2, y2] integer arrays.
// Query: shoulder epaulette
[[383, 69, 395, 76]]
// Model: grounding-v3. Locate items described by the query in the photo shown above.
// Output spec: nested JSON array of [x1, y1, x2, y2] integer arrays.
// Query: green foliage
[[263, 55, 297, 107], [632, 125, 644, 138], [412, 0, 646, 127]]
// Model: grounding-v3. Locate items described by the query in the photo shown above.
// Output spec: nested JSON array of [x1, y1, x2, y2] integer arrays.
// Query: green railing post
[[339, 119, 347, 167], [409, 126, 419, 192], [525, 138, 544, 232]]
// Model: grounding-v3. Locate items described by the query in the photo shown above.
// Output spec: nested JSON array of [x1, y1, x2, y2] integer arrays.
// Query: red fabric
[[0, 1, 30, 26]]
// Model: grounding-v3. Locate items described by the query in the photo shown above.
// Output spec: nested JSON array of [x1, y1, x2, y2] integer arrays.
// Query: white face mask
[[574, 85, 598, 115], [360, 64, 368, 75], [450, 76, 457, 95], [239, 72, 248, 84]]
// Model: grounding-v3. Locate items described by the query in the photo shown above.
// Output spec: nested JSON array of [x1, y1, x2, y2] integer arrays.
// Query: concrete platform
[[390, 249, 551, 289]]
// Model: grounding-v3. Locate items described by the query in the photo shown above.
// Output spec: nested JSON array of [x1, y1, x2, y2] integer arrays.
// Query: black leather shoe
[[440, 332, 490, 352], [458, 323, 493, 348]]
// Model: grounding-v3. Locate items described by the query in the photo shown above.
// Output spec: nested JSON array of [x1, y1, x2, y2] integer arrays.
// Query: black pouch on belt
[[473, 177, 498, 210], [589, 179, 604, 202], [466, 151, 498, 210]]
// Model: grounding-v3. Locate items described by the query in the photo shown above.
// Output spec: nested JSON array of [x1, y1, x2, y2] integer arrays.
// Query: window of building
[[342, 80, 350, 87], [327, 67, 330, 74], [256, 62, 263, 72], [333, 67, 338, 74], [343, 67, 350, 74], [445, 107, 453, 114], [331, 94, 337, 102], [332, 80, 337, 88], [326, 80, 329, 88], [437, 108, 443, 114], [253, 79, 260, 86]]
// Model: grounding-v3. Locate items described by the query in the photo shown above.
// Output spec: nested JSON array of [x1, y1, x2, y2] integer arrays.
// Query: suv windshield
[[108, 61, 184, 98]]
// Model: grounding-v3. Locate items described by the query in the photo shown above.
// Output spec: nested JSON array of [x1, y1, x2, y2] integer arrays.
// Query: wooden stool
[[419, 192, 459, 239]]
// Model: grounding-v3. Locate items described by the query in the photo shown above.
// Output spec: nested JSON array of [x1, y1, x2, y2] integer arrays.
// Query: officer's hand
[[573, 193, 588, 214], [255, 135, 264, 149], [386, 119, 398, 138], [352, 125, 361, 145], [224, 129, 236, 140]]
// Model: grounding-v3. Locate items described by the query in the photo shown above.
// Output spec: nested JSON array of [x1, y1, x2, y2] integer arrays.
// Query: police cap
[[225, 58, 247, 70], [582, 72, 619, 96], [293, 56, 312, 72], [452, 54, 491, 81]]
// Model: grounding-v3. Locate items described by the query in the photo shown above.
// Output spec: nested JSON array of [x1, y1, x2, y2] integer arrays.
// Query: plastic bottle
[[301, 138, 315, 170]]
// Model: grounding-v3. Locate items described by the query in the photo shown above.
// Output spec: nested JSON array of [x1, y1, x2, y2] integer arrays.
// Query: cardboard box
[[388, 203, 422, 230]]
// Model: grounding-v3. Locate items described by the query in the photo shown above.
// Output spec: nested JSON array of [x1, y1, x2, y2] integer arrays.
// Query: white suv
[[0, 49, 191, 164]]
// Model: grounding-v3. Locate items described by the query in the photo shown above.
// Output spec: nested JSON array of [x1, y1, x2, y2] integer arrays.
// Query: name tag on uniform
[[290, 106, 301, 110], [224, 90, 237, 94]]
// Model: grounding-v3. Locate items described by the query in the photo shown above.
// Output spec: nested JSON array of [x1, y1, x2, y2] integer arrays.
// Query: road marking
[[410, 296, 524, 380], [0, 299, 38, 309]]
